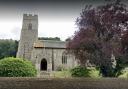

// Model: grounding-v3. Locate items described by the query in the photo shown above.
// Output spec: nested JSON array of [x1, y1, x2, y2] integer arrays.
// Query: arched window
[[62, 52, 67, 64], [28, 23, 32, 30]]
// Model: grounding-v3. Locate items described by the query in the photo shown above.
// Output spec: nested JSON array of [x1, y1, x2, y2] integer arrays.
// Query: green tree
[[0, 39, 18, 59], [38, 37, 61, 41]]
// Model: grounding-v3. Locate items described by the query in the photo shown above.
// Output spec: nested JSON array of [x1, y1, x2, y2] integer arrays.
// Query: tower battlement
[[22, 14, 38, 30], [23, 14, 38, 20]]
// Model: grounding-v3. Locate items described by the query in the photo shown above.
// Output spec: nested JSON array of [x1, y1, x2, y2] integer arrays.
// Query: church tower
[[17, 14, 38, 60]]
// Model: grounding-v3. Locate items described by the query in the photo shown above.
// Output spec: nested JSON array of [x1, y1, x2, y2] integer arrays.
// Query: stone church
[[17, 14, 77, 77]]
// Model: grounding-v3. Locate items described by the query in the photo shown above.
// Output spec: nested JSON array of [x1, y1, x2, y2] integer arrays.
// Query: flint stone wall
[[0, 78, 128, 89]]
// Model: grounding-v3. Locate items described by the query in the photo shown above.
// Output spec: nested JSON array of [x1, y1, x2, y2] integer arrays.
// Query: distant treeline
[[0, 37, 62, 59], [0, 39, 18, 59], [38, 37, 61, 41]]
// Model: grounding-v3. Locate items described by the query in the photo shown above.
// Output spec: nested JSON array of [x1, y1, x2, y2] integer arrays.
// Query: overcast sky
[[0, 0, 127, 41]]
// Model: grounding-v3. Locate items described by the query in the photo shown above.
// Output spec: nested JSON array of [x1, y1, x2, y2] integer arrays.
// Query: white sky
[[0, 1, 86, 41], [0, 0, 127, 41], [0, 17, 78, 41]]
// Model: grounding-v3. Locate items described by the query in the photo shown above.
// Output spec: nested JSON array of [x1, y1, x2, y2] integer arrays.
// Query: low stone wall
[[0, 77, 128, 89]]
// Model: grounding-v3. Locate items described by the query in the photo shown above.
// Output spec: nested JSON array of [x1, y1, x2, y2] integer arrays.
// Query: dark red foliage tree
[[121, 30, 128, 54], [67, 0, 128, 76]]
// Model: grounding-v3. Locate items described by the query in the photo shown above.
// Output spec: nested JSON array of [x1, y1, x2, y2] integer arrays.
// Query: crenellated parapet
[[23, 14, 38, 20]]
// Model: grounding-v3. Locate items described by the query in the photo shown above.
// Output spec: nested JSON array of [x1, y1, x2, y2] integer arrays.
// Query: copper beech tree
[[67, 0, 128, 76]]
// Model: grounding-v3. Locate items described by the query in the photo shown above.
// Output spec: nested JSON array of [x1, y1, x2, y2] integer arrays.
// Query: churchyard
[[0, 0, 128, 89]]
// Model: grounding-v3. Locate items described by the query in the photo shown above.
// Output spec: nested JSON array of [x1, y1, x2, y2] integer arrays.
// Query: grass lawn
[[51, 70, 71, 78]]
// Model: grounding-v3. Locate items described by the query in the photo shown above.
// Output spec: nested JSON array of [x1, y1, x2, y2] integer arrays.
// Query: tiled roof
[[33, 40, 66, 48]]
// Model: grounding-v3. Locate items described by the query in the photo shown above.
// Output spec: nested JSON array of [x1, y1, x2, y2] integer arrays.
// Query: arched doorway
[[41, 59, 47, 71]]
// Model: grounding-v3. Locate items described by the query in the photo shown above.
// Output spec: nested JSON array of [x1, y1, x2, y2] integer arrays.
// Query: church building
[[17, 14, 77, 77]]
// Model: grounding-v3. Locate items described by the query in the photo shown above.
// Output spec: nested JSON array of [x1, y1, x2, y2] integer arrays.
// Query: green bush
[[118, 67, 128, 78], [71, 66, 101, 78], [0, 57, 37, 77]]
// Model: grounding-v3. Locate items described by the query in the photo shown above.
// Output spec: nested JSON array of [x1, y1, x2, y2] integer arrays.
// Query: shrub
[[71, 66, 101, 78], [0, 57, 37, 77], [118, 67, 128, 78]]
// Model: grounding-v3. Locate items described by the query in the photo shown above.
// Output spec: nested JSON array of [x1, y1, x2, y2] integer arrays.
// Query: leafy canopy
[[0, 39, 18, 59], [67, 0, 128, 76]]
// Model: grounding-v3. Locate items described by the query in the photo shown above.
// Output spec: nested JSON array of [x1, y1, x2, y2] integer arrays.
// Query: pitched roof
[[33, 40, 66, 48]]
